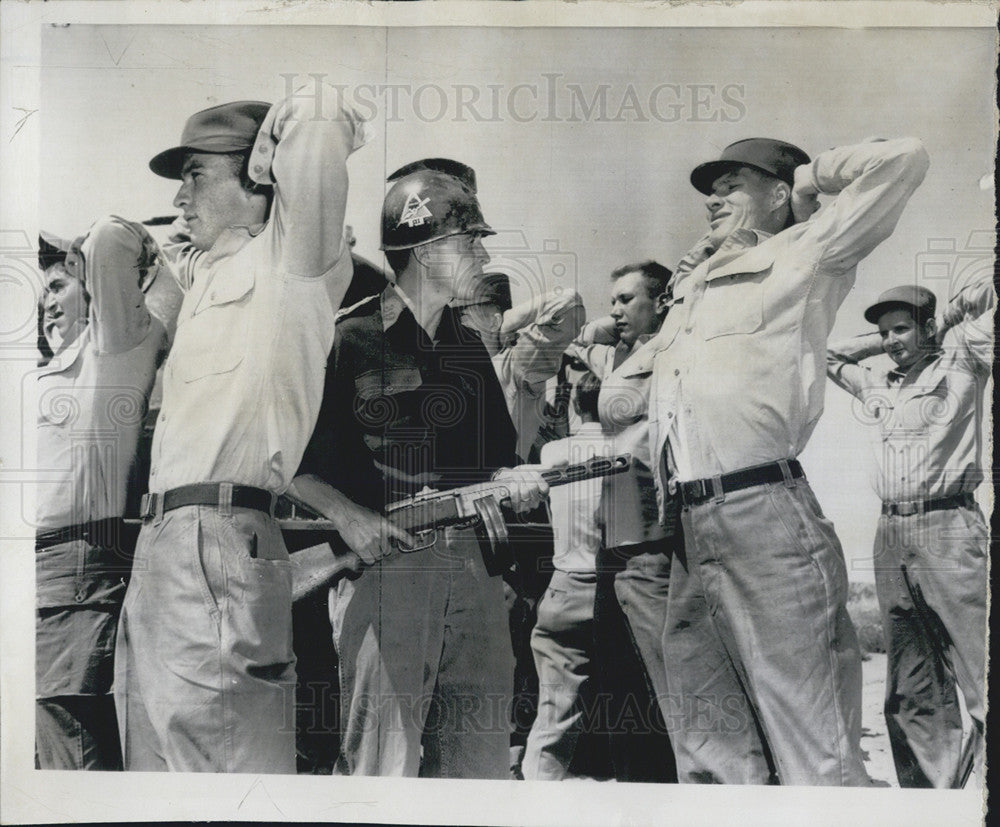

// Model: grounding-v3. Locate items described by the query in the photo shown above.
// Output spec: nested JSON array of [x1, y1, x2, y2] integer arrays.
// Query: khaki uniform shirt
[[36, 217, 166, 529], [648, 138, 930, 518], [150, 89, 368, 494], [568, 334, 668, 547], [490, 289, 586, 461], [827, 276, 993, 502]]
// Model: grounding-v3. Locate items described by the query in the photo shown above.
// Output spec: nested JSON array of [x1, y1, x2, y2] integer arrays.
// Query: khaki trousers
[[663, 480, 868, 785]]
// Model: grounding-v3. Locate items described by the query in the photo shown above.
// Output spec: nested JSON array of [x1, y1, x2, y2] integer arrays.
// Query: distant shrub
[[847, 582, 885, 657]]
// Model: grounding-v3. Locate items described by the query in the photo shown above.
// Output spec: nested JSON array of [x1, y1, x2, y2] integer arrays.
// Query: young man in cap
[[115, 88, 368, 773], [827, 276, 992, 787], [35, 219, 167, 769], [648, 136, 929, 785], [290, 158, 547, 779]]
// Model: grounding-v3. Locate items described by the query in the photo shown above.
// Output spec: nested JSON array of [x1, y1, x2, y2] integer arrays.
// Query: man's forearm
[[941, 277, 996, 330], [287, 474, 356, 527], [799, 137, 930, 273], [826, 332, 882, 397], [828, 332, 884, 363], [255, 84, 369, 279]]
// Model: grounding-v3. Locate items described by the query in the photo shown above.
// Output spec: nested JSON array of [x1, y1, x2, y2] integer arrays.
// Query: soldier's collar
[[381, 284, 415, 332]]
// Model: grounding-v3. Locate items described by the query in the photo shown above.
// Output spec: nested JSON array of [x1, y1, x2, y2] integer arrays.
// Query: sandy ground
[[860, 653, 895, 787], [862, 653, 984, 795]]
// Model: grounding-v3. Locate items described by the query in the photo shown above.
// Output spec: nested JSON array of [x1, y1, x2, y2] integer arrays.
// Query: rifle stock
[[289, 541, 362, 602], [285, 453, 632, 601]]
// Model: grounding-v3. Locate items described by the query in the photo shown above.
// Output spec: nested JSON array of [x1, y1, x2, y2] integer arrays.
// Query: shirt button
[[253, 164, 264, 174], [674, 369, 680, 376], [258, 144, 269, 154], [74, 592, 85, 603], [667, 412, 673, 419]]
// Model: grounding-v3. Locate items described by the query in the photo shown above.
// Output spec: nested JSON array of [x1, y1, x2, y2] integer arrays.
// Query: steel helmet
[[381, 158, 495, 251]]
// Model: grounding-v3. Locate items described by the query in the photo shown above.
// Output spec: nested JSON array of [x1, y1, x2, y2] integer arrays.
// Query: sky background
[[34, 24, 996, 582]]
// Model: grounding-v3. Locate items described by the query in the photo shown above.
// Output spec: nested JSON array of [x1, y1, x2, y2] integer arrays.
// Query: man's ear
[[411, 244, 433, 267], [771, 181, 791, 213], [923, 316, 937, 344], [654, 291, 670, 317]]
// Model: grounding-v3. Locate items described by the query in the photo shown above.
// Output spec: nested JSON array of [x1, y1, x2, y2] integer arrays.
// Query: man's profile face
[[610, 270, 665, 346], [878, 308, 932, 369], [173, 153, 266, 251], [43, 263, 87, 342], [705, 166, 777, 249]]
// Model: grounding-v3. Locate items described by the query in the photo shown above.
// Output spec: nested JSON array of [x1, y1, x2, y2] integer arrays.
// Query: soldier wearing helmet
[[291, 158, 548, 779]]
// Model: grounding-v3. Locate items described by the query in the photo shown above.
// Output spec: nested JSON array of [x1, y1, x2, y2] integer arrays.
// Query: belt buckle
[[139, 492, 161, 522], [896, 501, 919, 517], [710, 475, 725, 504], [667, 476, 679, 497]]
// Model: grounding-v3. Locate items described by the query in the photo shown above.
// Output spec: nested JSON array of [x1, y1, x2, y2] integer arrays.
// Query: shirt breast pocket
[[900, 379, 953, 435], [175, 267, 255, 383], [354, 367, 424, 429], [698, 242, 775, 340], [700, 268, 768, 339]]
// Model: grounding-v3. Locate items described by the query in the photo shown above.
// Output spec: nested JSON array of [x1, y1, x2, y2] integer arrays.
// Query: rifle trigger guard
[[472, 495, 512, 577], [395, 528, 438, 553]]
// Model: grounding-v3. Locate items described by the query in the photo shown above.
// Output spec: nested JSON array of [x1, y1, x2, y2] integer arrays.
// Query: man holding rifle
[[290, 158, 547, 778]]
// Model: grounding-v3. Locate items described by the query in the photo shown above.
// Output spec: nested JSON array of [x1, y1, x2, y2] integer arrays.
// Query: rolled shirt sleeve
[[251, 83, 371, 281], [496, 289, 586, 391], [81, 216, 155, 354], [942, 273, 995, 373], [826, 332, 884, 398], [800, 137, 930, 274]]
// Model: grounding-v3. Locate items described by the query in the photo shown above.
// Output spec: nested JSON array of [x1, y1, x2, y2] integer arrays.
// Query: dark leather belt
[[139, 483, 276, 521], [882, 492, 975, 517], [35, 517, 127, 552], [674, 460, 805, 507]]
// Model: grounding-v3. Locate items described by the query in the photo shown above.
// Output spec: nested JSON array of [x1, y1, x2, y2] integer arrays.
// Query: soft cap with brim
[[149, 101, 272, 179], [690, 138, 810, 195], [864, 285, 936, 324], [38, 231, 73, 271]]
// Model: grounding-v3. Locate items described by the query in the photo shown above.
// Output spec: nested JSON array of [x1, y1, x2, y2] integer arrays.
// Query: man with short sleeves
[[115, 87, 368, 773], [291, 158, 547, 779], [827, 278, 992, 787], [648, 136, 929, 785], [35, 219, 167, 769]]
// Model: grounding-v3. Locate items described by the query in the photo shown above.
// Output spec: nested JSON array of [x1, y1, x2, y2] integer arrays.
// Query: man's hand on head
[[791, 164, 821, 223], [933, 315, 949, 348]]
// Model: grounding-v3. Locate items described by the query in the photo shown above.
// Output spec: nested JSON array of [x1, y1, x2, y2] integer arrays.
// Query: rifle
[[285, 453, 631, 601]]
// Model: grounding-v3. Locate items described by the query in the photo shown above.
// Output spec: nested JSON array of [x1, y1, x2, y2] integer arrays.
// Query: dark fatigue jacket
[[299, 290, 518, 512]]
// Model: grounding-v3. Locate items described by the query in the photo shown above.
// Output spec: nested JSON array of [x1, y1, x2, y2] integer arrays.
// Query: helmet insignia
[[398, 191, 433, 228]]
